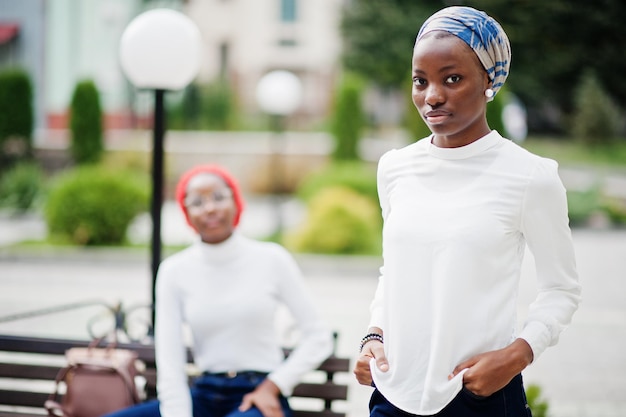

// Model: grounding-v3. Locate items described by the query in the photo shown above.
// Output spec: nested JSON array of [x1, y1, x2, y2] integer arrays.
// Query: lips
[[424, 109, 451, 124]]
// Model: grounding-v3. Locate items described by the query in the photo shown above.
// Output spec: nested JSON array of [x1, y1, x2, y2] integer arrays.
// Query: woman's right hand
[[353, 340, 388, 386]]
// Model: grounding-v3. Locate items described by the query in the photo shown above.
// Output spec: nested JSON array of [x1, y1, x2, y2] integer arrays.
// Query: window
[[281, 0, 297, 22]]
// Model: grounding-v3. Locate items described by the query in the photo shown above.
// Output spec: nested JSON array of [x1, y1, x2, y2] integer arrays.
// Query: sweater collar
[[427, 130, 502, 160], [195, 232, 244, 264]]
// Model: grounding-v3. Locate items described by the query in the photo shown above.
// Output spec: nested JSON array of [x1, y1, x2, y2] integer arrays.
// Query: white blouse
[[369, 131, 581, 415]]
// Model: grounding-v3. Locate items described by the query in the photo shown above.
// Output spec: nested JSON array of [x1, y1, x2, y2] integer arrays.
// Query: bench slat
[[291, 383, 348, 401], [0, 390, 50, 408], [0, 412, 45, 417], [0, 363, 60, 380], [292, 411, 346, 417], [315, 357, 351, 375], [0, 335, 158, 361]]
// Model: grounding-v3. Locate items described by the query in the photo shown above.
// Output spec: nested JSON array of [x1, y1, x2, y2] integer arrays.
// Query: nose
[[201, 199, 220, 212], [425, 83, 444, 107]]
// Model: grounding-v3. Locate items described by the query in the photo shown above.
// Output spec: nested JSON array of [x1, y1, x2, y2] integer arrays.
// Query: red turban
[[174, 164, 245, 229]]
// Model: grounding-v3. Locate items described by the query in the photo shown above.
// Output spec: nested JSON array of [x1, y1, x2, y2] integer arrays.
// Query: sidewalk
[[1, 203, 626, 417]]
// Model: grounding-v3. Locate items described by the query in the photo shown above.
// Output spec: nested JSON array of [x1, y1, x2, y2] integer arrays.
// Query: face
[[184, 173, 237, 244], [412, 32, 492, 147]]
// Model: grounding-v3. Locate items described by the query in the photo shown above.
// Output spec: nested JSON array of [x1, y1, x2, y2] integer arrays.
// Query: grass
[[520, 136, 626, 169]]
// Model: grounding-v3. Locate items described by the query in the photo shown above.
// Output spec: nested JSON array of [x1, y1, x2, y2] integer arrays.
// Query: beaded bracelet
[[359, 333, 383, 352]]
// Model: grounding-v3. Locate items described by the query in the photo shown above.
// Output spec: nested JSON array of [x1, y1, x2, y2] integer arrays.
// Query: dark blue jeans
[[369, 374, 532, 417], [103, 372, 293, 417]]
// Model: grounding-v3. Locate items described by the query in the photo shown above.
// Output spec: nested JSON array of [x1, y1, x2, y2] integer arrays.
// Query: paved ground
[[1, 199, 625, 417]]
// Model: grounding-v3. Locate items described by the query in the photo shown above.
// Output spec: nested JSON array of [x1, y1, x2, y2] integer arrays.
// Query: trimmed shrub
[[602, 197, 626, 226], [330, 73, 365, 161], [0, 68, 34, 164], [525, 384, 549, 417], [566, 186, 602, 227], [285, 186, 381, 255], [70, 80, 103, 164], [204, 80, 236, 130], [0, 162, 45, 213], [45, 166, 148, 245], [570, 70, 621, 146], [297, 161, 378, 205]]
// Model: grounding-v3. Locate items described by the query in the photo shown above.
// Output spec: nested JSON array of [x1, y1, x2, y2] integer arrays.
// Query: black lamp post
[[119, 9, 201, 332], [149, 88, 165, 317]]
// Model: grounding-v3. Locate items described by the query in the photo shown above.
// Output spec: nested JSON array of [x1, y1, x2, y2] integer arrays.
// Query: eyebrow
[[413, 64, 461, 77]]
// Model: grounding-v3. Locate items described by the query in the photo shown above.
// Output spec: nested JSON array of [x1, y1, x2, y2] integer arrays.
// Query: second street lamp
[[255, 70, 303, 236]]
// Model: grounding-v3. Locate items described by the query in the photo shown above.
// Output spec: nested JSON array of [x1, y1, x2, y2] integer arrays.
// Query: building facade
[[185, 0, 345, 127], [0, 0, 345, 134]]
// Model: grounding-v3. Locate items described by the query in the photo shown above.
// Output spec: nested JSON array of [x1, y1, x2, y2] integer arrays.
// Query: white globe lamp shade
[[119, 9, 201, 90], [256, 70, 303, 116]]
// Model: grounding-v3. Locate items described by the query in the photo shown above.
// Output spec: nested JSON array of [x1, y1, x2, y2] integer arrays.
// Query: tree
[[70, 80, 103, 164], [341, 0, 626, 134], [464, 0, 626, 131], [0, 68, 34, 166], [330, 73, 365, 161], [570, 70, 621, 145], [341, 0, 442, 89]]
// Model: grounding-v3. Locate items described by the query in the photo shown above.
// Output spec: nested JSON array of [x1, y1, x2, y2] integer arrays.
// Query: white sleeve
[[266, 246, 334, 396], [518, 158, 582, 359], [155, 261, 193, 417], [368, 151, 392, 331]]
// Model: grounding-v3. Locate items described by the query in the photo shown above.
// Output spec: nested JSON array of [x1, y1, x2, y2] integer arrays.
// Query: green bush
[[45, 166, 148, 245], [70, 80, 104, 164], [330, 73, 365, 161], [285, 186, 381, 255], [297, 161, 378, 205], [570, 70, 621, 146], [602, 197, 626, 226], [525, 384, 549, 417], [0, 162, 45, 213], [566, 186, 602, 227], [0, 68, 34, 164]]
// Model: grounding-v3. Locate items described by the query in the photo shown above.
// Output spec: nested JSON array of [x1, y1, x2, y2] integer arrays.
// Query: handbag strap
[[45, 365, 72, 417]]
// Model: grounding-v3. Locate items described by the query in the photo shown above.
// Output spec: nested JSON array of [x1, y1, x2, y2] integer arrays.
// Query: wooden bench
[[0, 334, 351, 417]]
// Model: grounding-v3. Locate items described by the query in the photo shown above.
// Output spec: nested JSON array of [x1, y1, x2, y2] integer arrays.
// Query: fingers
[[238, 389, 284, 417], [375, 353, 389, 372], [353, 354, 373, 386], [353, 342, 389, 386], [238, 394, 252, 412]]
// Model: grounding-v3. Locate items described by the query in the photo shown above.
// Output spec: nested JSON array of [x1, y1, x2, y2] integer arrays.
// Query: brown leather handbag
[[45, 339, 141, 417]]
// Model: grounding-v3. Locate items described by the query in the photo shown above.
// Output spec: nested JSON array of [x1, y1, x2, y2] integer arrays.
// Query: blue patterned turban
[[415, 6, 511, 101]]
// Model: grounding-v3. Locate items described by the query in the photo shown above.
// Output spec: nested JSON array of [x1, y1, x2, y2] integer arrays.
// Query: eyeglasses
[[184, 189, 233, 210]]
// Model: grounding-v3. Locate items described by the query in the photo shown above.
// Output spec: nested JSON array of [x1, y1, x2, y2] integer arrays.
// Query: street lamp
[[255, 70, 303, 235], [119, 8, 201, 331]]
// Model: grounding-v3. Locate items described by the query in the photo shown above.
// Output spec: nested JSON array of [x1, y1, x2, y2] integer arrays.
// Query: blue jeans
[[369, 374, 532, 417], [104, 372, 293, 417]]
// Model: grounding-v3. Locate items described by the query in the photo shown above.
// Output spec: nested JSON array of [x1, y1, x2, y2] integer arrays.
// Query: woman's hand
[[239, 379, 284, 417], [354, 337, 388, 387], [449, 338, 533, 397]]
